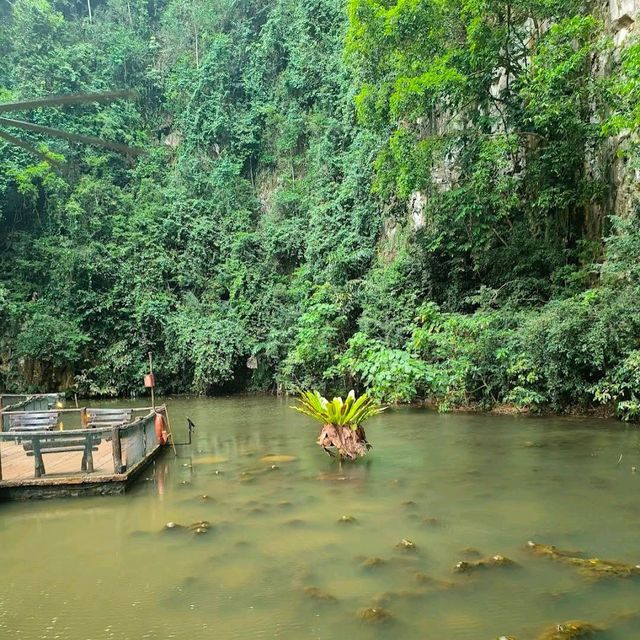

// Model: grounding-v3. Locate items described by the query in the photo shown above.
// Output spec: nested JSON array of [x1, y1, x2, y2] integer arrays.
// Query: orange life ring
[[155, 412, 168, 445]]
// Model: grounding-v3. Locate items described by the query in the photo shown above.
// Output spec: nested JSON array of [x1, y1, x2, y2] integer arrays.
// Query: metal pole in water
[[164, 405, 178, 456]]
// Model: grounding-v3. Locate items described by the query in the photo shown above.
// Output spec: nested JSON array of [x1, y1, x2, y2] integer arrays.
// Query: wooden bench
[[85, 408, 132, 428], [22, 433, 100, 478], [7, 411, 60, 433]]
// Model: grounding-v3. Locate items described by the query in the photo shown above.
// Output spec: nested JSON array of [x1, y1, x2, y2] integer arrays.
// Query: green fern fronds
[[292, 389, 384, 430]]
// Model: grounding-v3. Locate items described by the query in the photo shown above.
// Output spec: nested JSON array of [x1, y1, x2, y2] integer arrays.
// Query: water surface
[[1, 396, 639, 639]]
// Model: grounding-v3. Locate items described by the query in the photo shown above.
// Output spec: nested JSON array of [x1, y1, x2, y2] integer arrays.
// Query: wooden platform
[[0, 406, 169, 500], [1, 439, 114, 480], [0, 441, 164, 500]]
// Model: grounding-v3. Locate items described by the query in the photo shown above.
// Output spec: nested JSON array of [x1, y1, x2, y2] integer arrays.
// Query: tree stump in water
[[317, 423, 372, 460]]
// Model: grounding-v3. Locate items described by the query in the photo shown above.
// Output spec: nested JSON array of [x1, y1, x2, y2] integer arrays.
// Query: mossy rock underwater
[[260, 454, 297, 464], [162, 521, 212, 535], [536, 620, 601, 639], [358, 607, 393, 624], [192, 455, 229, 465], [454, 555, 517, 573], [526, 541, 640, 579], [303, 586, 337, 602]]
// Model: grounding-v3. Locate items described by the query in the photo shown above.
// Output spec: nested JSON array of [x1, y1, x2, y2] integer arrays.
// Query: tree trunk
[[317, 424, 371, 460]]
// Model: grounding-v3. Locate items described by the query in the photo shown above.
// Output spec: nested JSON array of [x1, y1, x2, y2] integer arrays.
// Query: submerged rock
[[192, 455, 229, 465], [526, 541, 640, 579], [303, 586, 337, 602], [261, 454, 297, 464], [461, 547, 482, 558], [361, 556, 387, 569], [337, 515, 356, 524], [422, 517, 441, 526], [163, 520, 212, 535], [537, 620, 600, 639], [396, 538, 417, 551], [358, 607, 393, 624], [414, 572, 456, 590], [373, 589, 424, 606], [285, 518, 306, 527], [454, 555, 517, 573], [187, 520, 211, 535], [523, 441, 547, 448], [525, 541, 582, 558]]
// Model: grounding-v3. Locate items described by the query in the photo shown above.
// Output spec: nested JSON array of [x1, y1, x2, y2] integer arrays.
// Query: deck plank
[[0, 439, 114, 481]]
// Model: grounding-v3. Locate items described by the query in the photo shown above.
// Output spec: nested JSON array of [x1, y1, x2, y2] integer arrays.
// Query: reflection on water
[[1, 396, 640, 639]]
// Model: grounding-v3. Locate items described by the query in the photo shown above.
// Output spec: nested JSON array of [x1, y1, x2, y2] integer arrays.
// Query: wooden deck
[[1, 439, 115, 481], [0, 406, 169, 500]]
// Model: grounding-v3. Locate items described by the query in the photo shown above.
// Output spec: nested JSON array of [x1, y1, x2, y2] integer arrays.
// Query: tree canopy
[[1, 0, 639, 419]]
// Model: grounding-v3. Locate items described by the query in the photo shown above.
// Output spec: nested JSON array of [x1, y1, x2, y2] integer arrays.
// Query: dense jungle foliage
[[0, 0, 639, 418]]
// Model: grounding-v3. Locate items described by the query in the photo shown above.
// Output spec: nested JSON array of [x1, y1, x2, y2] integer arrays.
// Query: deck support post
[[111, 426, 124, 473], [82, 434, 94, 473], [32, 438, 45, 478]]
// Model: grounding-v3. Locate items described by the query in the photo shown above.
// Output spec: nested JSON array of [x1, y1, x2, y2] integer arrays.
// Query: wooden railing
[[0, 394, 64, 425], [1, 404, 155, 432]]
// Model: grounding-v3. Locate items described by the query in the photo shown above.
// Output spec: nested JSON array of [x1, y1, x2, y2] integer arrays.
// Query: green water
[[1, 397, 640, 639]]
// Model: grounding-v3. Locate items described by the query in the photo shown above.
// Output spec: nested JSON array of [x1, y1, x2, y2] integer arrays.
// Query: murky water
[[1, 396, 640, 639]]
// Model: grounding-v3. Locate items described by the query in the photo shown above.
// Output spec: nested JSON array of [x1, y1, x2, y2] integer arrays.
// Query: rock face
[[599, 0, 640, 224], [406, 0, 640, 233], [610, 0, 638, 30]]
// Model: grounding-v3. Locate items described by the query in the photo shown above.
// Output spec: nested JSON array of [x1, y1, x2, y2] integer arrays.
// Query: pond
[[1, 396, 639, 639]]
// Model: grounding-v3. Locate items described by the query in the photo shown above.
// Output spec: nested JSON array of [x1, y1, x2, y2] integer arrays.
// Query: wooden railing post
[[82, 434, 94, 473], [32, 437, 45, 478], [111, 426, 124, 473]]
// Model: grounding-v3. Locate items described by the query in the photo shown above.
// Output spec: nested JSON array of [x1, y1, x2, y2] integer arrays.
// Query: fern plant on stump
[[292, 390, 384, 460]]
